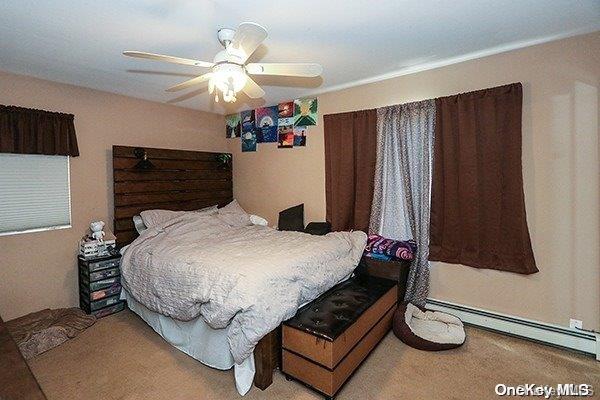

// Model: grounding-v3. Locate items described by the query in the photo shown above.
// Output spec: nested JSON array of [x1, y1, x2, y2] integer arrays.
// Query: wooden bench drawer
[[282, 276, 398, 398], [282, 305, 395, 396], [282, 285, 397, 369]]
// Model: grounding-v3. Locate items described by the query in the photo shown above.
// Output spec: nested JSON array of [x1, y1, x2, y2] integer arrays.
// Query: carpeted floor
[[28, 310, 599, 400]]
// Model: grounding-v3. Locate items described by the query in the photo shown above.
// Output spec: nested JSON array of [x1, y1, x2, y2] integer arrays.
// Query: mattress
[[122, 290, 256, 396]]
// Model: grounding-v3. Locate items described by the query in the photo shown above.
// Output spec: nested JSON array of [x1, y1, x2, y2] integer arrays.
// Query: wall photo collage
[[226, 98, 318, 152]]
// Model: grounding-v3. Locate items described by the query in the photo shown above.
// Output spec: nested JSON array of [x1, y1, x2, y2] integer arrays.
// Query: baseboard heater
[[426, 298, 599, 361]]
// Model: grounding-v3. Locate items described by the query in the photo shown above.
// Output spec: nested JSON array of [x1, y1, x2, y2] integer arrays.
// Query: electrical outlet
[[569, 318, 583, 330]]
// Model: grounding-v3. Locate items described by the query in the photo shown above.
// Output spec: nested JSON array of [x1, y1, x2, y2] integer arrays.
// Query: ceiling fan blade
[[230, 22, 267, 62], [123, 51, 213, 68], [242, 76, 265, 99], [246, 63, 323, 77], [166, 73, 212, 92]]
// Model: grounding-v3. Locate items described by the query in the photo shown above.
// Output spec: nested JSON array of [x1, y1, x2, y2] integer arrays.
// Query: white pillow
[[139, 209, 186, 228], [218, 199, 247, 215], [250, 214, 268, 226], [217, 200, 252, 227], [139, 205, 218, 228], [133, 215, 147, 234], [197, 205, 218, 215]]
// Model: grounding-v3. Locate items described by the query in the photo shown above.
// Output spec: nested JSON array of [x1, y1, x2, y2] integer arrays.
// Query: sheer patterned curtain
[[369, 100, 435, 305]]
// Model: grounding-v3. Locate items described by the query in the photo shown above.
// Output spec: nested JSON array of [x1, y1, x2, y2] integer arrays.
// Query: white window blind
[[0, 154, 71, 235]]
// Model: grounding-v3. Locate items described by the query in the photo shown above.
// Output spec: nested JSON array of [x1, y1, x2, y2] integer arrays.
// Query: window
[[0, 154, 71, 236]]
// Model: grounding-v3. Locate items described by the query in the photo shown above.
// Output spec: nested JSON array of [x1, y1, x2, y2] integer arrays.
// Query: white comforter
[[120, 212, 366, 363]]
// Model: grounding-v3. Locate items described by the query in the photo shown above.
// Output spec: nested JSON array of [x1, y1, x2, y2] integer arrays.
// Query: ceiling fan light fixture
[[210, 63, 247, 103], [124, 22, 322, 104]]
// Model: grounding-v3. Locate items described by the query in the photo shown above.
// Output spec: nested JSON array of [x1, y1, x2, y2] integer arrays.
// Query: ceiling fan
[[123, 22, 322, 103]]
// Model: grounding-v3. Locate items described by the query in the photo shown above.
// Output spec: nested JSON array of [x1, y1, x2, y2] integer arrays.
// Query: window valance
[[0, 105, 79, 157]]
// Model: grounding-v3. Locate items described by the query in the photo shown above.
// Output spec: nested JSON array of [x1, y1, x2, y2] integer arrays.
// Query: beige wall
[[230, 32, 600, 329], [1, 33, 597, 329], [0, 71, 226, 320]]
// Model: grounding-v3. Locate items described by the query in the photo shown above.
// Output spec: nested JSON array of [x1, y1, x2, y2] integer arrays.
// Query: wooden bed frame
[[112, 145, 280, 390], [112, 145, 233, 245], [253, 327, 281, 389]]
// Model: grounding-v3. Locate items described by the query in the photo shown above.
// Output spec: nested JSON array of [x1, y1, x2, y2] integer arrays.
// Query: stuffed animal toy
[[90, 221, 105, 242]]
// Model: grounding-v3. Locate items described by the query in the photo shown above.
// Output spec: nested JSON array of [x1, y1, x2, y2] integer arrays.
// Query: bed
[[112, 146, 367, 395]]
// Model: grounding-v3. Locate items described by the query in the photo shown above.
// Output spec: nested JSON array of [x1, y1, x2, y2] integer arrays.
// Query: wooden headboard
[[112, 145, 233, 245]]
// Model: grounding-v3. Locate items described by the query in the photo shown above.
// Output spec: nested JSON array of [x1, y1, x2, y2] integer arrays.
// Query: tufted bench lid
[[284, 275, 397, 341]]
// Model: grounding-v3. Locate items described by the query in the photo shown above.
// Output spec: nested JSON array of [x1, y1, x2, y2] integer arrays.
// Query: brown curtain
[[324, 109, 377, 232], [429, 83, 537, 274], [0, 105, 79, 156]]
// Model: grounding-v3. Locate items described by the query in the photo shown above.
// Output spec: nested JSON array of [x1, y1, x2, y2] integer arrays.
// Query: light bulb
[[210, 63, 248, 103], [223, 91, 233, 103]]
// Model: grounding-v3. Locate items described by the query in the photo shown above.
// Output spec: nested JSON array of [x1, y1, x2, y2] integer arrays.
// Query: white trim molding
[[305, 26, 600, 100], [426, 298, 599, 361]]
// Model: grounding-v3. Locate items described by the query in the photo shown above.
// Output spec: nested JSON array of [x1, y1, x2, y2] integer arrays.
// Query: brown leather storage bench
[[282, 275, 397, 399]]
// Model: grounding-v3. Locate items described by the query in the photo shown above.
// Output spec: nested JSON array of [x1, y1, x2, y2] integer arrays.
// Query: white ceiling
[[1, 0, 599, 114]]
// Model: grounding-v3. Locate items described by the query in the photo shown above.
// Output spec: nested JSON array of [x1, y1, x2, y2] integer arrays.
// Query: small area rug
[[6, 308, 96, 359]]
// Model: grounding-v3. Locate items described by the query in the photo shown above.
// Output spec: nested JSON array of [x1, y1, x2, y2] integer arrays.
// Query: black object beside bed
[[355, 256, 411, 303], [278, 203, 332, 235]]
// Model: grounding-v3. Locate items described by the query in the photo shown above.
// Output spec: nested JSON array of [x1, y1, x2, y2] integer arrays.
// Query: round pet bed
[[393, 302, 465, 351]]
